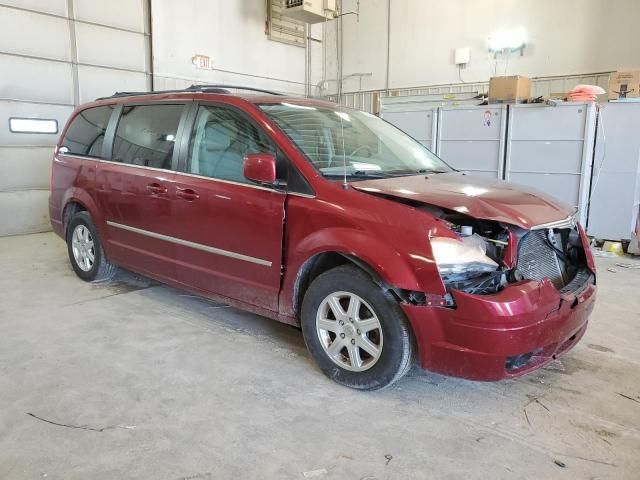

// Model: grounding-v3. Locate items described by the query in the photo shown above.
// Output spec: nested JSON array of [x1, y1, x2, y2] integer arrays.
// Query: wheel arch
[[286, 225, 437, 319], [62, 200, 86, 236], [60, 189, 105, 238], [292, 250, 414, 318]]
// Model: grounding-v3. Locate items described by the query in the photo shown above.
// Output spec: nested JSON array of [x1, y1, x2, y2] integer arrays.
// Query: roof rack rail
[[186, 84, 285, 96], [96, 89, 184, 100], [96, 84, 285, 101]]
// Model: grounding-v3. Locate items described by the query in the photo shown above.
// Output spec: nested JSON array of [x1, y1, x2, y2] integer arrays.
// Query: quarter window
[[112, 104, 183, 169], [61, 105, 114, 157], [188, 105, 274, 184]]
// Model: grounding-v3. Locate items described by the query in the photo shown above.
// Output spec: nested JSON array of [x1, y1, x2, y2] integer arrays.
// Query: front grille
[[517, 230, 564, 288]]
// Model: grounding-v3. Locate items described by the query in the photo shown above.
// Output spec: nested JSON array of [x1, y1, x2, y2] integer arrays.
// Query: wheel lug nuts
[[340, 333, 345, 339], [357, 329, 361, 334], [350, 339, 356, 345], [339, 320, 344, 326]]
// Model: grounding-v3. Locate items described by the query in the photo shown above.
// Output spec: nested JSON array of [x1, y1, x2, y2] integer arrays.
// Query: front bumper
[[402, 275, 596, 381]]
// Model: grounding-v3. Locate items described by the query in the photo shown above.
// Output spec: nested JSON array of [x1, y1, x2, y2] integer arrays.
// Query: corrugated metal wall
[[0, 0, 151, 236]]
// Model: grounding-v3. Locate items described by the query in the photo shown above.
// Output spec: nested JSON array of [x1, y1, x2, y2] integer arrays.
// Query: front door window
[[188, 105, 275, 183]]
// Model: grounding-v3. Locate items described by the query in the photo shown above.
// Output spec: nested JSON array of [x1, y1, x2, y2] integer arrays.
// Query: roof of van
[[91, 84, 338, 108]]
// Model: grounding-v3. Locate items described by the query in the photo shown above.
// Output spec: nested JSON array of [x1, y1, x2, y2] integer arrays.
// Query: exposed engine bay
[[424, 205, 592, 296]]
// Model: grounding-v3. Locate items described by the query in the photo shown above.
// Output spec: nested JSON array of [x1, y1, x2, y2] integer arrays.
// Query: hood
[[352, 172, 575, 230]]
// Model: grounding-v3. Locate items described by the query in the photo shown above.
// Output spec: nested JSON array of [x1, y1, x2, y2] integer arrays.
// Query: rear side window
[[61, 105, 114, 157], [112, 104, 183, 170]]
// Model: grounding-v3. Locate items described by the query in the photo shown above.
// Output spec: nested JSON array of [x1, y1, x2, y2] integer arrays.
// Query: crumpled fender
[[280, 225, 448, 318], [577, 222, 596, 273], [297, 227, 426, 290]]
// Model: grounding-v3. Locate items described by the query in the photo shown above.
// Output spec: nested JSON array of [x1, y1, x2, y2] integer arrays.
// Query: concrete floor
[[1, 233, 639, 480]]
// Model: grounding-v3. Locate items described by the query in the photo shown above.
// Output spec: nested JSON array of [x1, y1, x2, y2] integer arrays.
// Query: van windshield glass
[[259, 103, 452, 178]]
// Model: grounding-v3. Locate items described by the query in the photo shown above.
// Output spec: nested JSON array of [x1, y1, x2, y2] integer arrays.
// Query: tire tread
[[67, 211, 117, 282], [301, 264, 415, 390]]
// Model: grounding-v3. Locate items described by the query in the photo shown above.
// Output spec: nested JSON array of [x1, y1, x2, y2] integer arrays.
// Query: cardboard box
[[488, 75, 531, 104], [372, 92, 380, 115], [608, 70, 640, 100]]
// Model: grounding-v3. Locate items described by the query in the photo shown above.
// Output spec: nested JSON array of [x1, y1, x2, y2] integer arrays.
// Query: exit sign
[[192, 54, 212, 70]]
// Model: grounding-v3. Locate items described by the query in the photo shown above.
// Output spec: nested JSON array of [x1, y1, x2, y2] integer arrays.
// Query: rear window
[[60, 105, 114, 157], [112, 104, 184, 170]]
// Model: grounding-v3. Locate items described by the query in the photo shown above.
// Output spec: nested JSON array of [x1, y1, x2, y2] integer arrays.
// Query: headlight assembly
[[431, 235, 498, 276]]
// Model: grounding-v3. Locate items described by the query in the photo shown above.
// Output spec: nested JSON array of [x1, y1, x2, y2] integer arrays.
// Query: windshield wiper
[[372, 169, 450, 177], [415, 168, 450, 174], [321, 170, 391, 179]]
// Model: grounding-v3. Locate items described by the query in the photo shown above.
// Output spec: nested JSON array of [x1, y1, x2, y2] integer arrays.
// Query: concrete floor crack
[[62, 285, 157, 307], [26, 412, 136, 433]]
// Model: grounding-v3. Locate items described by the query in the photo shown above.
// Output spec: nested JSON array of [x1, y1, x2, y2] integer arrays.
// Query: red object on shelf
[[566, 84, 606, 102]]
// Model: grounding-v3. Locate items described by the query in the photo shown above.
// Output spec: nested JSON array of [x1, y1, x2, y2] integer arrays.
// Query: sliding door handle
[[176, 187, 199, 201]]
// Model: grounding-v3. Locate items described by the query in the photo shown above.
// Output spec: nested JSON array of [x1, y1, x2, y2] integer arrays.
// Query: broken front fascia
[[428, 213, 592, 297]]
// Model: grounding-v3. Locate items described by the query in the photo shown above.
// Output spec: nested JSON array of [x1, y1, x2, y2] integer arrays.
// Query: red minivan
[[49, 85, 596, 390]]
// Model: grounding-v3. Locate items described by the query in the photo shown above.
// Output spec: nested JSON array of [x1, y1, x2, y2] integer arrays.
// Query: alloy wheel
[[71, 224, 95, 272], [315, 291, 383, 372]]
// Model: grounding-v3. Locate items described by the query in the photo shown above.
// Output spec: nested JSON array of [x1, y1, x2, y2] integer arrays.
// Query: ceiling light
[[488, 28, 526, 52]]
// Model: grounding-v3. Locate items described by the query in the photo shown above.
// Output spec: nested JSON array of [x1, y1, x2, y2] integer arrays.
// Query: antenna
[[339, 105, 348, 189], [337, 0, 348, 189]]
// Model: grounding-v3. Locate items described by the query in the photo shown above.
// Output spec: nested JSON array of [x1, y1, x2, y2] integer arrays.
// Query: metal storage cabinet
[[504, 103, 597, 225], [587, 101, 640, 241], [380, 96, 438, 151], [436, 105, 507, 178]]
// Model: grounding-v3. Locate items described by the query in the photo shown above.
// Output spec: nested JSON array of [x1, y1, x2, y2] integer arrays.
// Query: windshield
[[259, 102, 453, 178]]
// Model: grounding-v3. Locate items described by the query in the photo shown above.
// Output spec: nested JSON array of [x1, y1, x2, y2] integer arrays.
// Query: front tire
[[66, 211, 117, 282], [301, 265, 414, 390]]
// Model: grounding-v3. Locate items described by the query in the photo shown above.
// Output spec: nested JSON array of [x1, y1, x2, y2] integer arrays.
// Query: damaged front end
[[426, 206, 594, 297], [398, 206, 598, 379]]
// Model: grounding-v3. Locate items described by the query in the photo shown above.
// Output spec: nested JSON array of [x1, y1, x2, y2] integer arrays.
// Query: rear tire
[[66, 211, 117, 282], [301, 264, 414, 390]]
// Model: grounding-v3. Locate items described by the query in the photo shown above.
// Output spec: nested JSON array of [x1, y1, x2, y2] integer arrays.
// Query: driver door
[[171, 102, 286, 311]]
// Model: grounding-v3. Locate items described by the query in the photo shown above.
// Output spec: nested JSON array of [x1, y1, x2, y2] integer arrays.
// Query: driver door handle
[[146, 182, 167, 195]]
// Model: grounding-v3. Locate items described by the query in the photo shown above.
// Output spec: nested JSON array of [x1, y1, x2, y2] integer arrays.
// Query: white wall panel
[[326, 0, 640, 92], [0, 55, 73, 104], [309, 23, 323, 88], [0, 2, 148, 236], [77, 66, 147, 103], [152, 0, 306, 95], [0, 0, 67, 16], [0, 147, 52, 190], [0, 8, 70, 60], [75, 23, 146, 71], [73, 0, 145, 32], [0, 101, 73, 146], [0, 190, 51, 235]]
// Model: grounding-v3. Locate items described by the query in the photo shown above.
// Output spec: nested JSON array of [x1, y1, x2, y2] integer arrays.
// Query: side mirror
[[243, 153, 277, 185]]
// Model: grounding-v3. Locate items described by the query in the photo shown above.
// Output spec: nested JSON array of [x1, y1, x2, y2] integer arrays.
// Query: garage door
[[0, 0, 151, 236]]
